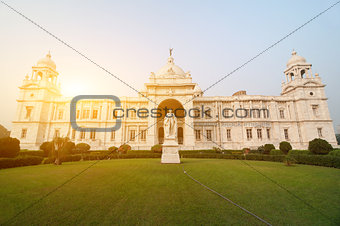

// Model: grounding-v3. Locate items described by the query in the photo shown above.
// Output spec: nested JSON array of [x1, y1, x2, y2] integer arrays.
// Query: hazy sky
[[0, 0, 339, 132]]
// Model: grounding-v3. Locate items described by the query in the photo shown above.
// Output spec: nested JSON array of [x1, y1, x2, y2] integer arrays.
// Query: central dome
[[37, 52, 56, 70], [156, 56, 186, 77]]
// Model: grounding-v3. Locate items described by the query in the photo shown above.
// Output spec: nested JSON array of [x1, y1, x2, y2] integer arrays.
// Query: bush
[[293, 155, 340, 168], [328, 150, 340, 157], [151, 144, 162, 153], [270, 149, 283, 155], [75, 143, 91, 153], [257, 146, 265, 154], [40, 142, 53, 157], [242, 148, 250, 155], [308, 138, 333, 155], [19, 150, 45, 157], [288, 150, 310, 156], [0, 137, 20, 158], [43, 155, 82, 164], [213, 146, 223, 154], [0, 156, 43, 169], [264, 144, 275, 155], [284, 155, 296, 166], [60, 141, 75, 155], [118, 144, 131, 154], [108, 146, 118, 153], [279, 141, 292, 154]]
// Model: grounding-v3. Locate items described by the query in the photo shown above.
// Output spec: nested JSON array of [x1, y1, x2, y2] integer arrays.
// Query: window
[[21, 128, 27, 138], [80, 130, 85, 139], [226, 129, 231, 141], [71, 129, 76, 140], [54, 129, 60, 138], [90, 130, 96, 140], [206, 130, 212, 141], [312, 105, 319, 117], [205, 108, 212, 119], [111, 130, 115, 141], [284, 129, 289, 140], [263, 109, 269, 118], [58, 110, 63, 120], [129, 130, 136, 141], [317, 128, 323, 137], [195, 129, 201, 141], [266, 128, 271, 139], [76, 110, 80, 119], [82, 109, 90, 119], [25, 106, 33, 119], [279, 109, 285, 119], [140, 129, 147, 141], [92, 110, 98, 119], [246, 129, 252, 140], [257, 129, 262, 139]]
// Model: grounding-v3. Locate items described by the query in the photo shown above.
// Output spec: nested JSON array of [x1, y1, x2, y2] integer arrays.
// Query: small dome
[[37, 51, 56, 70], [194, 84, 202, 93], [156, 56, 186, 77], [286, 50, 306, 67]]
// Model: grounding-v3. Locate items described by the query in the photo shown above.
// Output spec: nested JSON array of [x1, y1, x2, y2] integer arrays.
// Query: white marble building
[[11, 51, 337, 150]]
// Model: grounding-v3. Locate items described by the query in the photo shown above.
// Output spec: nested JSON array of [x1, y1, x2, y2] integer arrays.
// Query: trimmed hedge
[[279, 141, 292, 154], [43, 155, 82, 164], [329, 150, 340, 157], [288, 150, 311, 155], [0, 137, 20, 158], [308, 138, 333, 155], [0, 156, 43, 169], [19, 150, 45, 157], [270, 149, 284, 155], [293, 155, 340, 168]]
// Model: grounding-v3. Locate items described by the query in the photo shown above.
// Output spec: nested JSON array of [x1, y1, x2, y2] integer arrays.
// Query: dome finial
[[47, 50, 51, 58], [292, 49, 297, 55], [169, 48, 173, 57]]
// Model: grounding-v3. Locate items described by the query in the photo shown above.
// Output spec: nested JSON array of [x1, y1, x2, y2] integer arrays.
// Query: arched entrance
[[157, 98, 185, 145]]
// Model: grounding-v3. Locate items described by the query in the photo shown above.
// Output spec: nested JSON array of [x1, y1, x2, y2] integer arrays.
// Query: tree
[[75, 143, 91, 160], [279, 141, 292, 155], [40, 142, 53, 157], [118, 144, 131, 154], [263, 144, 275, 155], [257, 145, 265, 154], [52, 137, 73, 165], [0, 137, 20, 158], [108, 146, 118, 153], [336, 134, 340, 145], [308, 138, 333, 155]]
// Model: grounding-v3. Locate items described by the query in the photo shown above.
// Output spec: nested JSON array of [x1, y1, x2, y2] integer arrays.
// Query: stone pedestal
[[161, 138, 180, 164]]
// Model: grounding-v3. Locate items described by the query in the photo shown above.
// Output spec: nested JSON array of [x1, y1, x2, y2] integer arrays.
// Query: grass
[[0, 159, 339, 225]]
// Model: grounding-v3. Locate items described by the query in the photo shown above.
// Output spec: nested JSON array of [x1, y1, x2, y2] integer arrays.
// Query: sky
[[0, 0, 339, 133]]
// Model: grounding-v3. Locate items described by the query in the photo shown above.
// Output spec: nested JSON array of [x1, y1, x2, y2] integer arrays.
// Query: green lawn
[[0, 159, 339, 225]]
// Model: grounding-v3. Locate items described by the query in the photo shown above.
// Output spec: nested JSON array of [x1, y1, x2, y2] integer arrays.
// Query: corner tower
[[11, 52, 62, 149]]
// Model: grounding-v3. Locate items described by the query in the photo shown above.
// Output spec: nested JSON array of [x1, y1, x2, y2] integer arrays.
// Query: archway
[[157, 98, 185, 145]]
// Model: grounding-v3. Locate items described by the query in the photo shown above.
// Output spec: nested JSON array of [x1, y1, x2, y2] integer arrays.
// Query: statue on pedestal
[[164, 109, 177, 139]]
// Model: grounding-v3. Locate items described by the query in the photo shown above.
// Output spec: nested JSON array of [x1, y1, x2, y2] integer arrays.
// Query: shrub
[[43, 155, 82, 164], [328, 150, 340, 157], [257, 146, 265, 154], [213, 146, 223, 154], [293, 155, 340, 168], [108, 146, 118, 153], [60, 141, 75, 155], [118, 144, 131, 154], [40, 142, 53, 157], [0, 156, 43, 169], [284, 155, 296, 166], [19, 150, 45, 157], [270, 149, 283, 155], [279, 141, 292, 154], [308, 138, 333, 155], [288, 150, 310, 156], [0, 137, 20, 158], [75, 143, 91, 153], [151, 144, 162, 153], [242, 148, 250, 155], [264, 144, 275, 155]]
